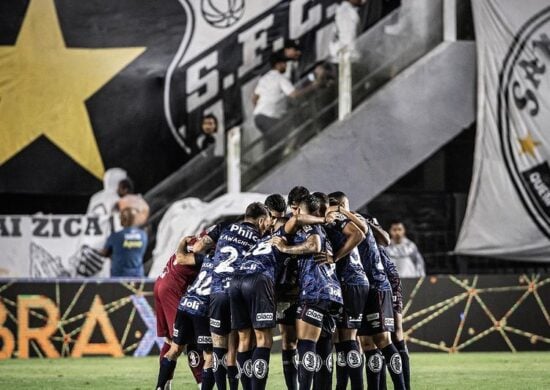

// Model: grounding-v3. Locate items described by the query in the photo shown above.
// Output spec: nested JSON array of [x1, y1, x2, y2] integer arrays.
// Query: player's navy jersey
[[325, 213, 369, 286], [210, 222, 260, 294], [358, 224, 391, 291], [236, 227, 286, 281], [294, 224, 343, 306], [179, 256, 214, 317], [380, 245, 401, 295]]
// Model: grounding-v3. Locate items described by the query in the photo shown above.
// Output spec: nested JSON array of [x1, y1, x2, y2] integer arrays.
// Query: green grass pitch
[[1, 352, 550, 389]]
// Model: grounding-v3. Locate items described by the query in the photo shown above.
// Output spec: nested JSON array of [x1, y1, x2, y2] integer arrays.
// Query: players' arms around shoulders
[[283, 213, 326, 235], [192, 233, 215, 254], [175, 236, 204, 266], [333, 220, 365, 263], [271, 234, 321, 255], [367, 217, 391, 246]]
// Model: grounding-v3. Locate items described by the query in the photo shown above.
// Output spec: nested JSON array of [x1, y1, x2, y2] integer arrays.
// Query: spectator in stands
[[195, 114, 218, 152], [282, 39, 302, 83], [99, 208, 147, 277], [117, 178, 134, 198], [253, 53, 317, 139], [329, 0, 364, 63], [386, 220, 426, 277]]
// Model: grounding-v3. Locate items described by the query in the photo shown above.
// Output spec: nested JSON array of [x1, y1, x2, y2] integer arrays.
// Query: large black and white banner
[[0, 0, 338, 196], [456, 0, 550, 260]]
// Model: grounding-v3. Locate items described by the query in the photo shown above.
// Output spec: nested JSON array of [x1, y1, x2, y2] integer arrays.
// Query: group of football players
[[154, 186, 410, 390]]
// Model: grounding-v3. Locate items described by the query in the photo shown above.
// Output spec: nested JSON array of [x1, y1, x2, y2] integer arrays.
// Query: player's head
[[328, 191, 350, 210], [312, 192, 329, 216], [117, 178, 134, 197], [265, 194, 286, 218], [245, 202, 271, 235], [270, 53, 287, 73], [288, 186, 310, 215], [201, 114, 218, 135], [298, 194, 321, 216], [120, 207, 138, 227], [389, 220, 406, 243]]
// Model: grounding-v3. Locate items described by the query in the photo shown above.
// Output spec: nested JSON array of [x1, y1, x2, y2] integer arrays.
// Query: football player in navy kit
[[357, 215, 406, 390], [277, 186, 310, 390], [272, 195, 343, 390], [325, 192, 370, 390]]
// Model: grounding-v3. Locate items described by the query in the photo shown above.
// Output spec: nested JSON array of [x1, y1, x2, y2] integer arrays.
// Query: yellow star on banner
[[0, 0, 146, 179], [518, 132, 541, 158]]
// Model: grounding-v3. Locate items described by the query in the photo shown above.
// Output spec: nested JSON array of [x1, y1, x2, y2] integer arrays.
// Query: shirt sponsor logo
[[197, 336, 212, 344]]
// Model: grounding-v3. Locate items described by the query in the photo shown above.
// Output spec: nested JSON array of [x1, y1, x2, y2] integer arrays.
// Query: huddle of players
[[155, 186, 410, 390]]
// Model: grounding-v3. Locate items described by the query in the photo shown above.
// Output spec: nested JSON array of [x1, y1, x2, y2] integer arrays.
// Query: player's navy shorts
[[297, 301, 338, 335], [173, 309, 212, 351], [154, 281, 181, 338], [337, 284, 369, 329], [359, 289, 395, 336], [229, 273, 276, 330], [209, 292, 232, 335], [276, 302, 299, 325]]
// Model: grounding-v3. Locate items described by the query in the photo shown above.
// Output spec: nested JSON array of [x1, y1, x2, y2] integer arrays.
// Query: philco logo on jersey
[[499, 8, 550, 237], [305, 309, 323, 321], [229, 224, 257, 240], [256, 313, 274, 321]]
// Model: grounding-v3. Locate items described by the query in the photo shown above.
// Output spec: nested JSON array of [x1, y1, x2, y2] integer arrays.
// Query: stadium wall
[[0, 274, 548, 359]]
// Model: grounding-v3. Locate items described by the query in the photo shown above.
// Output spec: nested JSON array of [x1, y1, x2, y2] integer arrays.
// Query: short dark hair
[[389, 220, 404, 227], [328, 191, 347, 206], [299, 194, 320, 215], [288, 186, 310, 206], [265, 194, 286, 213], [245, 202, 269, 220], [202, 113, 218, 128], [119, 178, 134, 194], [311, 192, 329, 215], [270, 52, 287, 68]]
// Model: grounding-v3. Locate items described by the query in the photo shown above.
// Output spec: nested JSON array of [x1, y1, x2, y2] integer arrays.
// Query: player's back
[[210, 221, 260, 294], [294, 224, 343, 306], [324, 212, 369, 286], [358, 227, 391, 291], [156, 253, 199, 297], [180, 255, 214, 317], [236, 226, 287, 281]]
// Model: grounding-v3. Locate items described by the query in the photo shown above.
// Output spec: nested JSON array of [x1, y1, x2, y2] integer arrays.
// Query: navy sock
[[379, 349, 387, 390], [395, 340, 410, 390], [365, 349, 383, 390], [341, 340, 363, 390], [381, 344, 406, 390], [314, 335, 333, 390], [251, 347, 271, 390], [237, 350, 253, 390], [227, 365, 239, 390], [201, 367, 215, 390], [282, 349, 298, 390], [335, 342, 348, 390], [156, 357, 176, 390], [212, 347, 228, 390], [297, 339, 317, 390]]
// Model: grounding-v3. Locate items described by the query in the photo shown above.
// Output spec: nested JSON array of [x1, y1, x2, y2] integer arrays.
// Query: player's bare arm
[[333, 221, 365, 262], [192, 235, 214, 254], [368, 220, 391, 246], [284, 214, 326, 235], [271, 234, 321, 255]]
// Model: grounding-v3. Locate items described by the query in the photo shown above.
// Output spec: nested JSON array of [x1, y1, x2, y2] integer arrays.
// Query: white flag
[[456, 0, 550, 261]]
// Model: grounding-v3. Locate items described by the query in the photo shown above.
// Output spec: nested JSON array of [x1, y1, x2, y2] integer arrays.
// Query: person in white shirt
[[386, 221, 426, 278], [252, 53, 298, 136], [329, 0, 364, 63]]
